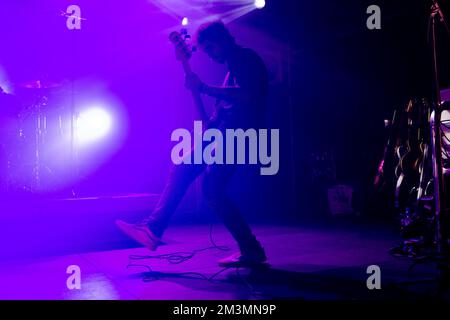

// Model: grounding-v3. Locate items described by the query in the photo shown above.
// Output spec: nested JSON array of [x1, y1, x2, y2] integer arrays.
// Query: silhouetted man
[[116, 21, 269, 267]]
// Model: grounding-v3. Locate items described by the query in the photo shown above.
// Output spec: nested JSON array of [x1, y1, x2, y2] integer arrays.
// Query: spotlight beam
[[150, 0, 262, 32]]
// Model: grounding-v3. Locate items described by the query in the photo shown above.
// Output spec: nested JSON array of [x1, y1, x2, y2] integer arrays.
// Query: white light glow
[[254, 0, 265, 9], [77, 107, 112, 144]]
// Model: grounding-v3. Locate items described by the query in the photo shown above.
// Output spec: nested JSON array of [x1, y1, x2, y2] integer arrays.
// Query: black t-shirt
[[215, 46, 269, 129]]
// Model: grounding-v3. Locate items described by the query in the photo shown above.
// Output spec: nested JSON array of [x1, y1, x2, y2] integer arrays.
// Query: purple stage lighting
[[77, 107, 113, 145], [182, 17, 189, 26]]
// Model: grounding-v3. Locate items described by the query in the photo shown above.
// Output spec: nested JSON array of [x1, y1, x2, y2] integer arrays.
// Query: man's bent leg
[[202, 165, 266, 264], [146, 162, 205, 238], [116, 152, 205, 250]]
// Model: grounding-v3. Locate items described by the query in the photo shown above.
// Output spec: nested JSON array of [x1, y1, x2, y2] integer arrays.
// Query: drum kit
[[0, 79, 76, 194]]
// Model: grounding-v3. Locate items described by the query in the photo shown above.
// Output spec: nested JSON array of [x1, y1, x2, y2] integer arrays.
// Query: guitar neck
[[182, 60, 192, 75], [181, 59, 208, 123]]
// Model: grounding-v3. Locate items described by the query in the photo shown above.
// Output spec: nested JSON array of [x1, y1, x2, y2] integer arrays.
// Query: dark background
[[277, 0, 450, 221]]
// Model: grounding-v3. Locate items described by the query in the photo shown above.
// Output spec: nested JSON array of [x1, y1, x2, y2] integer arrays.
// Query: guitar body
[[393, 99, 430, 211]]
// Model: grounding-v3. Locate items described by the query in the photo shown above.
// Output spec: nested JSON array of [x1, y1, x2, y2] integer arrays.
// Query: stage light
[[182, 17, 189, 26], [77, 107, 112, 145], [0, 81, 10, 94], [0, 66, 11, 94], [254, 0, 265, 9]]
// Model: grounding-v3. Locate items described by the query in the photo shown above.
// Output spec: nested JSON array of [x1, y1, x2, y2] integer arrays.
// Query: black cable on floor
[[208, 224, 229, 252], [126, 224, 231, 282], [126, 224, 278, 299], [126, 264, 213, 282], [126, 225, 275, 298], [127, 262, 268, 298], [128, 224, 230, 264]]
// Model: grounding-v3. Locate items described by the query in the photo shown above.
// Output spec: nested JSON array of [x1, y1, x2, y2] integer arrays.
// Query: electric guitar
[[169, 30, 231, 128], [169, 30, 210, 124], [393, 99, 430, 210]]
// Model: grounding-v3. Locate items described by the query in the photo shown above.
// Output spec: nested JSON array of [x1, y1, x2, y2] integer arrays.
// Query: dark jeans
[[146, 156, 262, 255]]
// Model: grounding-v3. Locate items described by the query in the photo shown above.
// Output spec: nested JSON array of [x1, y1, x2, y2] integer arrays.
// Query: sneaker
[[115, 219, 160, 251], [218, 249, 268, 268]]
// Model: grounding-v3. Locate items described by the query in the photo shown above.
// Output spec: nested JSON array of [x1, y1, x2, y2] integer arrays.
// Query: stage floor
[[0, 224, 446, 300]]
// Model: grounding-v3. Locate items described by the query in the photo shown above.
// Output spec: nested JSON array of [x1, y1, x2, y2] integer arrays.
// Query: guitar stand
[[392, 1, 450, 295]]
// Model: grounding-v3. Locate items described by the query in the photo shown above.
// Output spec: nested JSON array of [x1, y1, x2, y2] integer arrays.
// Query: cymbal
[[17, 80, 62, 90]]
